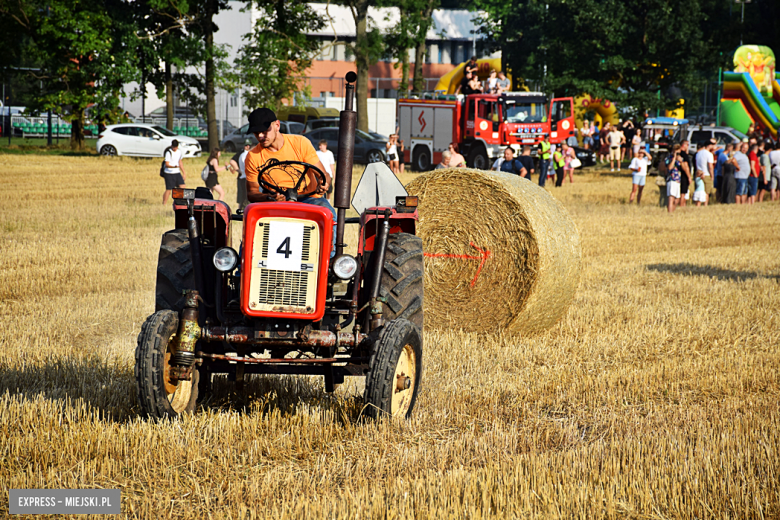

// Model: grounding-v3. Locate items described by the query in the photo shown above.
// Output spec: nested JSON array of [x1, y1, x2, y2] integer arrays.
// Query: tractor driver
[[244, 108, 334, 216]]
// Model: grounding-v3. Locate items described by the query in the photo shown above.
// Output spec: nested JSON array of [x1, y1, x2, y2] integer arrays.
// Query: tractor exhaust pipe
[[333, 71, 358, 257]]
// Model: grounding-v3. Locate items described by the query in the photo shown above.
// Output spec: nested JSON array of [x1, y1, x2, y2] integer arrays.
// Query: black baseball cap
[[247, 108, 277, 133]]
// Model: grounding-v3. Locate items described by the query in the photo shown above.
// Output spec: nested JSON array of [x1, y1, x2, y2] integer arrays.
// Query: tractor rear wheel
[[364, 319, 422, 419], [380, 233, 423, 332], [135, 310, 199, 419], [155, 229, 194, 313]]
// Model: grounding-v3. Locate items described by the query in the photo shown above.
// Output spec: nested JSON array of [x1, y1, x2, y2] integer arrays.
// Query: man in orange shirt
[[244, 108, 333, 214]]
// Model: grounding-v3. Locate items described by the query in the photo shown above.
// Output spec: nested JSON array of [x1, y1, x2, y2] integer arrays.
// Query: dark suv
[[304, 128, 386, 164]]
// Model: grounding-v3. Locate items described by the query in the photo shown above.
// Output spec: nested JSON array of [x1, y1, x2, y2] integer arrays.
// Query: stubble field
[[0, 154, 778, 518]]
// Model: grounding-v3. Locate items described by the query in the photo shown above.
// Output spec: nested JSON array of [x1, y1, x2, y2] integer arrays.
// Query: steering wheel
[[255, 159, 328, 200]]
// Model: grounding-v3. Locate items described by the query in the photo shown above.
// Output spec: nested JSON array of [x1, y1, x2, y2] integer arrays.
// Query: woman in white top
[[486, 70, 498, 94], [628, 149, 650, 204], [631, 132, 642, 159], [386, 134, 400, 174]]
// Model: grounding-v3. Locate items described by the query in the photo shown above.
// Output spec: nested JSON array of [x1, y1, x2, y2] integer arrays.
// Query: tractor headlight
[[332, 254, 358, 280], [213, 247, 238, 272]]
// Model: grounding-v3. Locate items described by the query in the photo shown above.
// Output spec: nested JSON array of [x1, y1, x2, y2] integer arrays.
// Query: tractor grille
[[248, 218, 320, 314], [257, 269, 309, 307]]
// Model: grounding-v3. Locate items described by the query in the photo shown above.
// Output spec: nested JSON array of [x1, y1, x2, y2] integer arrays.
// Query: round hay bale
[[405, 168, 581, 335]]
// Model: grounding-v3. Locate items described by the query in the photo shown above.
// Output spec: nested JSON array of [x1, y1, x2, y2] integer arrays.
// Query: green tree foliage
[[0, 0, 138, 149], [234, 1, 324, 112], [133, 0, 206, 130], [342, 0, 383, 132], [382, 0, 440, 94], [474, 0, 729, 116]]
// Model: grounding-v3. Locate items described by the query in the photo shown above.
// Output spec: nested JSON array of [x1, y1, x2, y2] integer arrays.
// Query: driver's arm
[[311, 159, 331, 195], [247, 180, 283, 202]]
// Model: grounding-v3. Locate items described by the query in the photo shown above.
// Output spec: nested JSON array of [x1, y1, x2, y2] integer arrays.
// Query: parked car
[[303, 127, 387, 164], [96, 124, 201, 157], [683, 125, 747, 152], [221, 121, 305, 152]]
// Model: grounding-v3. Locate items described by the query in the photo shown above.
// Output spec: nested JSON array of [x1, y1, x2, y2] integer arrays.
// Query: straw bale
[[406, 168, 581, 335]]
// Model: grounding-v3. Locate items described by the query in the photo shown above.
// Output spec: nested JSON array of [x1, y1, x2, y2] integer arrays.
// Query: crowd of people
[[161, 110, 780, 217], [455, 56, 511, 96]]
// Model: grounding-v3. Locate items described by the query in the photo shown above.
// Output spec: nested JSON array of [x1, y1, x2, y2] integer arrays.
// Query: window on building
[[230, 94, 238, 107]]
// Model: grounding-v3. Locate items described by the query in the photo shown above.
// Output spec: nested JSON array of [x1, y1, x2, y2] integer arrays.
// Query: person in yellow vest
[[553, 146, 566, 187], [539, 135, 551, 187]]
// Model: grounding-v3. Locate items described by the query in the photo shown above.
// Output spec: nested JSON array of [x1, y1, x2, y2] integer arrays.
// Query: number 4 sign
[[266, 221, 304, 271]]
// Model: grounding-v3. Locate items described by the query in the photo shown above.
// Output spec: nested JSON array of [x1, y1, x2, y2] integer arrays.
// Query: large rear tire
[[155, 230, 195, 313], [380, 233, 423, 332], [468, 146, 489, 170], [364, 319, 422, 419], [135, 310, 199, 419]]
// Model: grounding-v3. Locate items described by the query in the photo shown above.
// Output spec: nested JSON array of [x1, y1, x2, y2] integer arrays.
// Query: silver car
[[221, 121, 305, 152]]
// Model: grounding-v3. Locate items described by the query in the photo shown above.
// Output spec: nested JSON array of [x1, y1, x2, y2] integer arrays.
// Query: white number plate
[[266, 221, 304, 272]]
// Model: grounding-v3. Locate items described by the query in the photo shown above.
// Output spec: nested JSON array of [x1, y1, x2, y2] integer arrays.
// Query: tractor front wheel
[[380, 233, 423, 332], [363, 319, 422, 419], [135, 310, 199, 419]]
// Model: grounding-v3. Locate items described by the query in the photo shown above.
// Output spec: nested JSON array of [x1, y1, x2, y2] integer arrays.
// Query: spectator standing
[[694, 139, 715, 205], [398, 139, 406, 174], [539, 135, 551, 187], [161, 139, 187, 205], [769, 141, 780, 201], [607, 124, 623, 171], [714, 142, 733, 201], [719, 151, 738, 204], [581, 122, 593, 150], [599, 122, 611, 164], [631, 131, 642, 160], [678, 140, 693, 207], [692, 176, 707, 206], [496, 71, 510, 93], [435, 150, 451, 169], [628, 149, 650, 204], [567, 131, 578, 148], [316, 139, 336, 197], [733, 142, 751, 204], [491, 147, 527, 176], [757, 140, 771, 202], [747, 143, 760, 204], [386, 134, 400, 174], [517, 146, 535, 181], [562, 141, 576, 183], [553, 147, 566, 187], [205, 147, 227, 201], [448, 143, 466, 167], [621, 120, 635, 162], [592, 121, 600, 154], [665, 144, 684, 213], [228, 139, 252, 210]]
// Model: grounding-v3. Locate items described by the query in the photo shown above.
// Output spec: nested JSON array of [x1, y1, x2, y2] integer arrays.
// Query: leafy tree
[[133, 0, 205, 130], [234, 0, 324, 112], [474, 0, 728, 117], [383, 0, 441, 94], [342, 0, 383, 132], [0, 0, 139, 149]]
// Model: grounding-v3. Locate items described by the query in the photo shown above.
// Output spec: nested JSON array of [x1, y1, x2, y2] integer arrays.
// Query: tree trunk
[[165, 61, 174, 130], [353, 0, 370, 132], [412, 42, 426, 92], [70, 108, 85, 151], [205, 0, 218, 152], [399, 51, 410, 94]]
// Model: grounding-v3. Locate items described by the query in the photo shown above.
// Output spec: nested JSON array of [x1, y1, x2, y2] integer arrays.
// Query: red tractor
[[135, 72, 424, 420]]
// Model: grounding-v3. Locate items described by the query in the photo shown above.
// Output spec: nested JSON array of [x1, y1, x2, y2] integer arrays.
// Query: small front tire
[[367, 149, 384, 163], [468, 147, 488, 170], [135, 310, 199, 419], [412, 146, 431, 172], [364, 319, 422, 419], [100, 144, 118, 156]]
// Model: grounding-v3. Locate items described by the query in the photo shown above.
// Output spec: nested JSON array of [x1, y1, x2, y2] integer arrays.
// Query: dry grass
[[0, 157, 779, 518]]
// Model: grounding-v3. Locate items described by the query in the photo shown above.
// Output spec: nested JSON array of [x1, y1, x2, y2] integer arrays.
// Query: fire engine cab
[[398, 92, 575, 171]]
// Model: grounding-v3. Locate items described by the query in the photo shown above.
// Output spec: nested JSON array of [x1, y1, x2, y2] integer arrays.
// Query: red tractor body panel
[[173, 198, 231, 248], [240, 201, 334, 321]]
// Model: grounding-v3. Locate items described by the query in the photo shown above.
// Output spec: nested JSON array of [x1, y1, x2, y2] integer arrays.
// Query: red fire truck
[[398, 92, 575, 171]]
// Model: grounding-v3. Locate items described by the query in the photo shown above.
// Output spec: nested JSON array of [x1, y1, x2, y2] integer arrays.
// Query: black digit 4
[[277, 237, 293, 258]]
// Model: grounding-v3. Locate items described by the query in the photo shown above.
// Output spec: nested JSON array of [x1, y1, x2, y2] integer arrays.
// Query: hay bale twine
[[405, 168, 581, 335]]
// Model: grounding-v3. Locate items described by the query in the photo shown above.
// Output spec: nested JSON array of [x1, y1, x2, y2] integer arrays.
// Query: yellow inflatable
[[574, 94, 619, 132], [434, 58, 515, 95]]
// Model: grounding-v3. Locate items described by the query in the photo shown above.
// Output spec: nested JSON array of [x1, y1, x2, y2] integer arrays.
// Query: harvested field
[[1, 156, 778, 518]]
